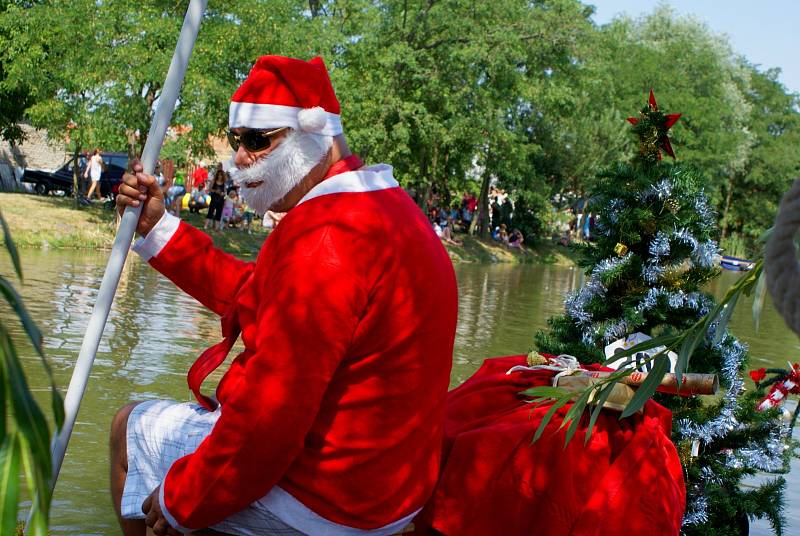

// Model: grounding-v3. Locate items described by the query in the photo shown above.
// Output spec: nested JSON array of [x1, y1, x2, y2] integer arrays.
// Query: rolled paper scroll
[[555, 375, 638, 413], [581, 370, 719, 396]]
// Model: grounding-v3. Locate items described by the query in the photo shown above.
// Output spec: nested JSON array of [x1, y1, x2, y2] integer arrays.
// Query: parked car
[[22, 152, 129, 198]]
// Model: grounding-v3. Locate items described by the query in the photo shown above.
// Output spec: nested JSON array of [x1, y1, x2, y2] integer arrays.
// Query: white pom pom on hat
[[228, 55, 343, 136], [297, 106, 329, 133]]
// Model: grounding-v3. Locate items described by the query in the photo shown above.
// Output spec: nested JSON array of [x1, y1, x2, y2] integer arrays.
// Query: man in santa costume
[[111, 55, 458, 535]]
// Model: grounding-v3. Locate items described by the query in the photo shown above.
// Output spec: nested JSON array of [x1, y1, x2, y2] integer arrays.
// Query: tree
[[0, 0, 34, 144], [332, 0, 594, 238], [535, 93, 792, 534], [719, 67, 800, 254], [531, 5, 753, 234]]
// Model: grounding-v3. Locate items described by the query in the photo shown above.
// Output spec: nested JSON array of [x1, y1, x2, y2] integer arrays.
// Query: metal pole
[[49, 0, 208, 492]]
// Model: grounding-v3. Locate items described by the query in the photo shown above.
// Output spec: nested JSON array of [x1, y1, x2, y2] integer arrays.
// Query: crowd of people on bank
[[74, 149, 593, 249], [151, 161, 258, 233], [420, 186, 526, 250]]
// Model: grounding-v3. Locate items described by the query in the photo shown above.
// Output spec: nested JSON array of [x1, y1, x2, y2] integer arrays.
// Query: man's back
[[231, 166, 459, 529]]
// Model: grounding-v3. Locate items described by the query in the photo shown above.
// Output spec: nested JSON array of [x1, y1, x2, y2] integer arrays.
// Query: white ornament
[[297, 106, 327, 132], [604, 332, 678, 373]]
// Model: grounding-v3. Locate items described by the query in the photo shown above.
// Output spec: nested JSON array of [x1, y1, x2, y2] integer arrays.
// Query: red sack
[[414, 355, 685, 536]]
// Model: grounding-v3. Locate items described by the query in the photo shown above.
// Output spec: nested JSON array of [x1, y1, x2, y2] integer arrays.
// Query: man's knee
[[110, 402, 141, 452]]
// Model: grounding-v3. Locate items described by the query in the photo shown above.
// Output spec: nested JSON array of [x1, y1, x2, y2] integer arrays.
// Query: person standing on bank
[[204, 168, 226, 230], [83, 148, 104, 200], [111, 55, 458, 536]]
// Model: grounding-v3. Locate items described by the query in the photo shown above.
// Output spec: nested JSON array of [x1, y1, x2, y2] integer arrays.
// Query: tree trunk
[[720, 176, 735, 242], [470, 162, 491, 238], [72, 144, 81, 208]]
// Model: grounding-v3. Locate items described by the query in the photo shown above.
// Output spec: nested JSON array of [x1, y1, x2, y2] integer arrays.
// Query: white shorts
[[121, 399, 303, 535]]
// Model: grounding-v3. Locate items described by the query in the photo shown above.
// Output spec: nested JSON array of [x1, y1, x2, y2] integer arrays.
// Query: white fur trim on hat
[[229, 102, 343, 135]]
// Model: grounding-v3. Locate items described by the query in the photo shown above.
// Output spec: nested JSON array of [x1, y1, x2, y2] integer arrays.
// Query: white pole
[[49, 0, 208, 493]]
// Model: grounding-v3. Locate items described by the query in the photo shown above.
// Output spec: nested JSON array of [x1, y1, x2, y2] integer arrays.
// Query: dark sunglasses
[[227, 127, 288, 152]]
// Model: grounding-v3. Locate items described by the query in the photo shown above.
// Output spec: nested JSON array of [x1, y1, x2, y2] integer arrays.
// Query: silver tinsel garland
[[725, 423, 791, 472], [682, 490, 709, 526], [694, 193, 716, 229]]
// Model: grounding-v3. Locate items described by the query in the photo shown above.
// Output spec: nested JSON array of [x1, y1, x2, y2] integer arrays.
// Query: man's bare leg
[[110, 402, 146, 536]]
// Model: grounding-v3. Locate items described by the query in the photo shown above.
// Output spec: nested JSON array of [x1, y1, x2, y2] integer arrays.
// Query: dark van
[[22, 152, 129, 198]]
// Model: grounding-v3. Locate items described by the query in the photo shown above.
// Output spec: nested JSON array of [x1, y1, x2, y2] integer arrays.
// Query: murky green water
[[2, 249, 798, 535]]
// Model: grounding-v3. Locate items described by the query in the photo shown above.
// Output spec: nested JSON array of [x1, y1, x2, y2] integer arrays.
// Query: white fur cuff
[[132, 212, 180, 261]]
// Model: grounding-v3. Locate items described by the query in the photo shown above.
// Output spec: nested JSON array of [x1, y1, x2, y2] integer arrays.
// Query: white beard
[[233, 130, 333, 214]]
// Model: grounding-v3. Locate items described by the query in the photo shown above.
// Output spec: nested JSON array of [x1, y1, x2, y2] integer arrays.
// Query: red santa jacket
[[133, 162, 458, 532]]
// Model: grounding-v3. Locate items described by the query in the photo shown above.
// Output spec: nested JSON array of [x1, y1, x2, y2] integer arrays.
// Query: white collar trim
[[297, 164, 399, 206]]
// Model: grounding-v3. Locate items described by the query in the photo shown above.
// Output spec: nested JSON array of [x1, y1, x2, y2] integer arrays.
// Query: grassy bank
[[0, 192, 269, 257], [0, 192, 578, 265]]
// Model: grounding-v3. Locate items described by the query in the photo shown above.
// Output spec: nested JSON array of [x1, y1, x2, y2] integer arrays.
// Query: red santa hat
[[229, 55, 342, 136]]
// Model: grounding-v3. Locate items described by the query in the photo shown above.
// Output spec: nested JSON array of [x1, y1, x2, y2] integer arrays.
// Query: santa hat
[[229, 55, 342, 136]]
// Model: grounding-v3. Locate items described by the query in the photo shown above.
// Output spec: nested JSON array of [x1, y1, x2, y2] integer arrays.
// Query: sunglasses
[[227, 127, 288, 153]]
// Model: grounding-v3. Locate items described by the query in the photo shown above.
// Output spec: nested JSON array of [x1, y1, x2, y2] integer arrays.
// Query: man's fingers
[[145, 508, 159, 528], [152, 518, 171, 536], [119, 182, 145, 200], [137, 173, 163, 199]]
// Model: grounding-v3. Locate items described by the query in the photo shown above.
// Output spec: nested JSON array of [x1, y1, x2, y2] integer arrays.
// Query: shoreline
[[0, 192, 578, 266]]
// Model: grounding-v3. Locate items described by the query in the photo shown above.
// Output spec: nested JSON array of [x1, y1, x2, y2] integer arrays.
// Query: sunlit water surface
[[1, 249, 797, 535]]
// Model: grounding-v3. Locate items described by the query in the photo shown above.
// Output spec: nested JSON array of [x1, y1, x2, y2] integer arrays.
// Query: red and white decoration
[[756, 363, 800, 411], [229, 55, 343, 136]]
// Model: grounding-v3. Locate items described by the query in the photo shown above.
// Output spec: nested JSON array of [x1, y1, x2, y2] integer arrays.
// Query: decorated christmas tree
[[535, 91, 794, 534]]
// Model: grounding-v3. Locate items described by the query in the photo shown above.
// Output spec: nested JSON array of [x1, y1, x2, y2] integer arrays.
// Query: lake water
[[2, 249, 798, 535]]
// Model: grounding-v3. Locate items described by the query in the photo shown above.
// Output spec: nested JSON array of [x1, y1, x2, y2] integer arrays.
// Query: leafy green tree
[[534, 5, 753, 232], [719, 67, 800, 254], [332, 0, 594, 238], [0, 0, 34, 144]]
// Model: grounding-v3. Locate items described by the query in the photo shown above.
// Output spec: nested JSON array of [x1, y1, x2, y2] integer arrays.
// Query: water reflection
[[1, 250, 797, 534]]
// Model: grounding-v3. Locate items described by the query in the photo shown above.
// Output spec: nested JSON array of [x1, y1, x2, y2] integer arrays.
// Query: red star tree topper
[[627, 89, 681, 161]]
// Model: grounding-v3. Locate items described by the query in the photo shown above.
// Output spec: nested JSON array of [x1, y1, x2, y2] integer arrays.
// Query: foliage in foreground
[[0, 208, 63, 534]]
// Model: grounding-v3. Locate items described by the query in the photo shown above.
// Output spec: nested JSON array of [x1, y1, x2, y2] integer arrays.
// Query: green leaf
[[519, 386, 569, 399], [51, 388, 65, 431], [19, 436, 50, 536], [621, 354, 670, 418], [752, 268, 767, 333], [0, 434, 21, 536], [532, 395, 571, 443], [712, 292, 739, 345], [0, 327, 51, 481], [585, 381, 617, 444], [0, 210, 23, 281], [562, 390, 591, 448], [0, 276, 44, 356], [0, 353, 5, 445], [676, 328, 704, 386]]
